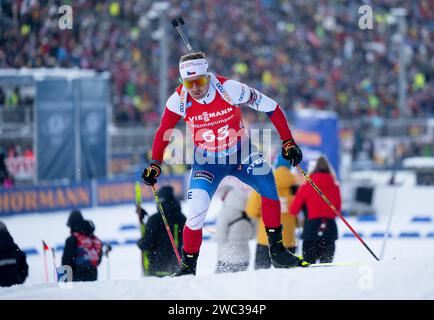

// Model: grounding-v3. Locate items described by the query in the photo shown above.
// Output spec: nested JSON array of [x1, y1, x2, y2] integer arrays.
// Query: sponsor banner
[[97, 175, 186, 206], [110, 153, 135, 175], [0, 183, 92, 216], [293, 109, 340, 179], [0, 175, 186, 215]]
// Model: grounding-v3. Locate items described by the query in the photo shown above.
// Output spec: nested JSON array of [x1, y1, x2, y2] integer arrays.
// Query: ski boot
[[266, 225, 310, 268], [172, 251, 199, 277]]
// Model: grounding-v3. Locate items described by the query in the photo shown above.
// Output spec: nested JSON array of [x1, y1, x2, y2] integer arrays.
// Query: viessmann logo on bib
[[187, 107, 233, 122]]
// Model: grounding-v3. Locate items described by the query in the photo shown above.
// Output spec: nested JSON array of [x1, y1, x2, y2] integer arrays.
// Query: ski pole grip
[[171, 15, 185, 27]]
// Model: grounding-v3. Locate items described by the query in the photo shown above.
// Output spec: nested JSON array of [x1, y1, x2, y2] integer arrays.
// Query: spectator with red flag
[[62, 210, 103, 281]]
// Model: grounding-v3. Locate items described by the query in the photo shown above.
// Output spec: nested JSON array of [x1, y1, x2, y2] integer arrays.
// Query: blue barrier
[[398, 232, 421, 238], [342, 232, 364, 238], [123, 239, 139, 245], [370, 232, 392, 238], [23, 248, 39, 255], [55, 245, 65, 251], [104, 240, 121, 246], [357, 215, 377, 222], [120, 224, 139, 231], [411, 216, 432, 223], [120, 222, 216, 232], [24, 229, 434, 258]]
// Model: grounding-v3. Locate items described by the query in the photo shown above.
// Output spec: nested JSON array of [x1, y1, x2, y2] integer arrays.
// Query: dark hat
[[157, 185, 176, 203], [67, 210, 84, 228], [157, 186, 181, 214]]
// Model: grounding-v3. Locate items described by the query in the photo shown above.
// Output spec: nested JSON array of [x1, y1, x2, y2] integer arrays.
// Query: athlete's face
[[183, 75, 210, 100]]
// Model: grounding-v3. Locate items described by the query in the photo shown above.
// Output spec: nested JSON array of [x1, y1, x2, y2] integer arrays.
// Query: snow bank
[[1, 257, 433, 300]]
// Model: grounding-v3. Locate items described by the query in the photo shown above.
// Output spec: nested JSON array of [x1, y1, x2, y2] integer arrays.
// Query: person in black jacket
[[61, 210, 103, 282], [137, 186, 186, 277], [0, 151, 11, 187], [0, 221, 28, 287]]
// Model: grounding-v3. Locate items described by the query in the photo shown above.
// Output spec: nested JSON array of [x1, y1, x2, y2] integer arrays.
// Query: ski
[[307, 261, 367, 268]]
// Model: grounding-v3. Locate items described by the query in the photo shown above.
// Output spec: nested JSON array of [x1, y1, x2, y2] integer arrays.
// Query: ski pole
[[104, 243, 112, 281], [171, 16, 194, 53], [42, 240, 49, 282], [380, 185, 398, 260], [135, 181, 146, 275], [51, 247, 58, 282], [150, 184, 182, 267], [296, 165, 380, 261]]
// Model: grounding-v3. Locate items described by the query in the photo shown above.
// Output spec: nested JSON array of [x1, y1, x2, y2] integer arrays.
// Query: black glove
[[141, 163, 161, 186], [282, 138, 303, 167], [136, 205, 148, 220]]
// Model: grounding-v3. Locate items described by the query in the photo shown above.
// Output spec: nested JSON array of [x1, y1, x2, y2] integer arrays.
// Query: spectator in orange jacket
[[290, 156, 341, 264]]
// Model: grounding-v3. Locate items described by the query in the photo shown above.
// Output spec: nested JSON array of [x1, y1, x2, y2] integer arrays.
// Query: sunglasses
[[183, 76, 209, 89]]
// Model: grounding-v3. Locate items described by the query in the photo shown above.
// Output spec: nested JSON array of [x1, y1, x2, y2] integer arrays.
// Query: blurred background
[[0, 0, 433, 217]]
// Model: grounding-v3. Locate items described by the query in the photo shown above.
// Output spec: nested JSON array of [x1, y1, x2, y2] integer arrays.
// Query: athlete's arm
[[224, 80, 293, 141], [151, 92, 183, 164]]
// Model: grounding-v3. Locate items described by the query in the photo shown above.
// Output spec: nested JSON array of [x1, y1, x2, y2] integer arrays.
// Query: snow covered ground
[[1, 200, 434, 299]]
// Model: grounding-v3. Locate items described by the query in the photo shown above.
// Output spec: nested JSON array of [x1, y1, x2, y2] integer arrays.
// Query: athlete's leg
[[231, 145, 307, 268], [230, 148, 281, 228], [183, 162, 227, 254]]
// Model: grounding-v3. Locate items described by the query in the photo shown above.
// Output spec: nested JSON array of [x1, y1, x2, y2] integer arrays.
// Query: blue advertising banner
[[97, 175, 186, 206], [0, 175, 186, 216], [293, 109, 340, 179], [77, 77, 109, 180], [36, 79, 76, 182], [0, 183, 92, 216]]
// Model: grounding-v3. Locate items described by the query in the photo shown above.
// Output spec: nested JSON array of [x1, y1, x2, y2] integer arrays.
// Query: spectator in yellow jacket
[[245, 154, 298, 269]]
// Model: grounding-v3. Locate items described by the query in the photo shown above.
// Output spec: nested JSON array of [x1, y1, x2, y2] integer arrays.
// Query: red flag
[[42, 240, 49, 251]]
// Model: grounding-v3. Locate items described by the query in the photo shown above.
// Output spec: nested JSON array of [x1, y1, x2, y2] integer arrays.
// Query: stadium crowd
[[0, 0, 433, 175], [0, 0, 433, 125]]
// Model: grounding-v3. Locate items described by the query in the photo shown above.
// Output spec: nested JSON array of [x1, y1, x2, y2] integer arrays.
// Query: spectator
[[137, 186, 186, 277], [135, 204, 148, 275], [215, 186, 255, 273], [0, 87, 5, 106], [290, 156, 341, 264], [246, 154, 299, 269], [1, 1, 433, 172], [0, 1, 432, 125], [61, 210, 103, 281], [0, 150, 12, 188], [0, 221, 28, 287]]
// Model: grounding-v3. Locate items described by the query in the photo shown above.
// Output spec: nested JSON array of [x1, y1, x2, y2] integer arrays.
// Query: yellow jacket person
[[245, 154, 298, 269]]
